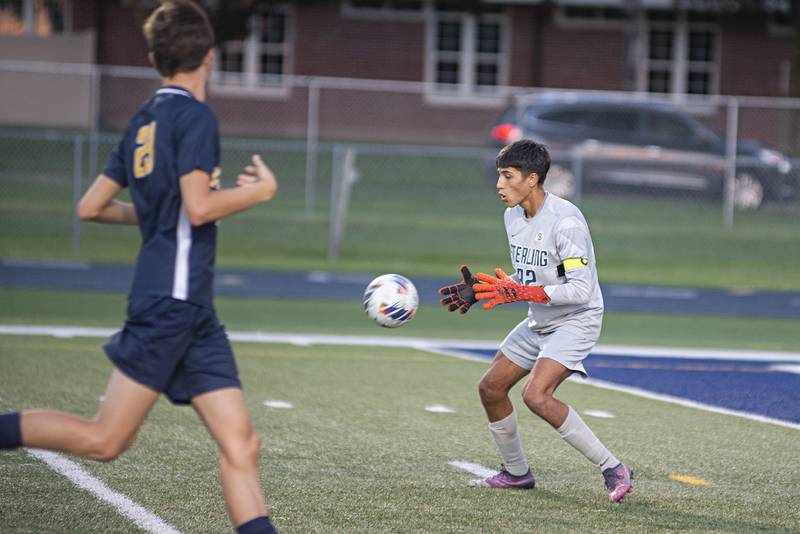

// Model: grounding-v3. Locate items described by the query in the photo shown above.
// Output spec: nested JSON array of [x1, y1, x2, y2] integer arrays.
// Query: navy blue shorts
[[104, 296, 241, 405]]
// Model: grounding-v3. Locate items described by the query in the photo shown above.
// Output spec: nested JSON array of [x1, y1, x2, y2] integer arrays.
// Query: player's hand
[[438, 265, 479, 314], [472, 268, 550, 309], [237, 154, 278, 202]]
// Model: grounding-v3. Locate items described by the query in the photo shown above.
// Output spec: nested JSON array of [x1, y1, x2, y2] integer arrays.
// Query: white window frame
[[1, 0, 72, 35], [424, 7, 510, 107], [553, 5, 630, 31], [210, 4, 295, 99], [639, 12, 720, 97], [340, 0, 427, 22]]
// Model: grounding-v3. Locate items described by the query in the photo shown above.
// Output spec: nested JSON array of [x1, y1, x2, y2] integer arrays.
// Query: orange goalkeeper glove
[[473, 268, 551, 310], [438, 265, 479, 314]]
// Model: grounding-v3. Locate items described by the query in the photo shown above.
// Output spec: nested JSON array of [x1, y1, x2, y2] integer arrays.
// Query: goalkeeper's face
[[496, 166, 537, 207]]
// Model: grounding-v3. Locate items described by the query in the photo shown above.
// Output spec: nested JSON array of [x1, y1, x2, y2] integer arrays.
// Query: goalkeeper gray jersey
[[504, 193, 604, 332]]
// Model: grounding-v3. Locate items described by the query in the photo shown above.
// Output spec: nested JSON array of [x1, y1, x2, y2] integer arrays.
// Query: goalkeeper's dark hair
[[143, 0, 214, 78], [496, 139, 551, 185]]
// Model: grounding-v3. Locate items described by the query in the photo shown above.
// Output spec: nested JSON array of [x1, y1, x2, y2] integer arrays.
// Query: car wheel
[[733, 172, 764, 210], [544, 164, 576, 199]]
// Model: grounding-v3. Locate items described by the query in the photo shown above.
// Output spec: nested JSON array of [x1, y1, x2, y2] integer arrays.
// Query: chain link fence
[[1, 61, 799, 287]]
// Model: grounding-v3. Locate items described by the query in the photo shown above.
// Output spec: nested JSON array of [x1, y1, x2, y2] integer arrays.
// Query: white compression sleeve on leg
[[488, 409, 529, 476], [556, 406, 619, 472]]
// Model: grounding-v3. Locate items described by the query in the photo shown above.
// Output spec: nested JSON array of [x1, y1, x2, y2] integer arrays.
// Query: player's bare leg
[[19, 368, 159, 461], [520, 356, 572, 427], [472, 351, 535, 488], [192, 387, 273, 529], [523, 357, 633, 502], [479, 351, 530, 422]]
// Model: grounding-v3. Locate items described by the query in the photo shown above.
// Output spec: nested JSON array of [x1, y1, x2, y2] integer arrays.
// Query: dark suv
[[490, 94, 799, 209]]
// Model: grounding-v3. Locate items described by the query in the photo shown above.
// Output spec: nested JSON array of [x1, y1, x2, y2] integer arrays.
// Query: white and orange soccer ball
[[363, 274, 418, 328]]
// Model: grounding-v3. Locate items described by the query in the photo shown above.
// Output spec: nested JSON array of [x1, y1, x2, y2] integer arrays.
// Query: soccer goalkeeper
[[439, 139, 632, 503]]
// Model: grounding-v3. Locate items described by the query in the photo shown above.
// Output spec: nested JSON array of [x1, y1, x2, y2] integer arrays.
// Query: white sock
[[488, 409, 529, 476], [556, 406, 619, 472]]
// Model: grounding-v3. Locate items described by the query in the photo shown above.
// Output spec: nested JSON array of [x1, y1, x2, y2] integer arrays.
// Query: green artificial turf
[[0, 337, 798, 533]]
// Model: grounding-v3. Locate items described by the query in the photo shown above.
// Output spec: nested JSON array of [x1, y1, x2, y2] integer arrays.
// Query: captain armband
[[556, 257, 590, 277]]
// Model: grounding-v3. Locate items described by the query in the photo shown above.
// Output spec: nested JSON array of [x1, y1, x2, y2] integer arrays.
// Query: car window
[[586, 109, 638, 132], [645, 111, 695, 139], [537, 108, 594, 127]]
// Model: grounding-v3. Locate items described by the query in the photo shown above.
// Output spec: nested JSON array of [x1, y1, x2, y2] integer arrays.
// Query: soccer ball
[[363, 274, 419, 328]]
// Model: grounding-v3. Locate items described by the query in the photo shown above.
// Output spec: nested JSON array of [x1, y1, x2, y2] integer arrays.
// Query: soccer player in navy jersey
[[0, 2, 280, 533]]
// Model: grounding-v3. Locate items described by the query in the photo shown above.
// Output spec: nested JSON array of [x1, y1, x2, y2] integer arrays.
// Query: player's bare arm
[[180, 154, 278, 226], [77, 174, 138, 224]]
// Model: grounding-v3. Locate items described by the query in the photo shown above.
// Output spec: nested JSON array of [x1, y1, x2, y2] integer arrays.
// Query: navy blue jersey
[[103, 86, 220, 307]]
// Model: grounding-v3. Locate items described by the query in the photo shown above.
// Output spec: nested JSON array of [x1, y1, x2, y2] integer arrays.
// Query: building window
[[642, 12, 719, 95], [767, 10, 793, 36], [214, 4, 293, 93], [0, 0, 70, 35], [426, 6, 509, 99]]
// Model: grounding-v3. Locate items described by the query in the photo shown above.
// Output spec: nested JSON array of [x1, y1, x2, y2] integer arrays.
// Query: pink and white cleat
[[469, 465, 535, 489], [603, 463, 634, 503]]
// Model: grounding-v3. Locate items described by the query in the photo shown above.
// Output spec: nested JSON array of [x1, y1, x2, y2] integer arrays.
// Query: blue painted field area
[[452, 348, 800, 426], [4, 261, 800, 318]]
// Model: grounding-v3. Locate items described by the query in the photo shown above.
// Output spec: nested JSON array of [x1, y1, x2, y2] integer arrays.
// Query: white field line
[[770, 364, 800, 375], [583, 410, 616, 419], [591, 343, 800, 362], [2, 325, 800, 362], [263, 400, 294, 409], [413, 345, 494, 363], [3, 325, 799, 431], [424, 405, 457, 413], [27, 449, 182, 534], [448, 461, 498, 479]]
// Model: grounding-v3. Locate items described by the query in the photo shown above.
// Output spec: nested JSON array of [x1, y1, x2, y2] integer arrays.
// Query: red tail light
[[491, 124, 522, 143]]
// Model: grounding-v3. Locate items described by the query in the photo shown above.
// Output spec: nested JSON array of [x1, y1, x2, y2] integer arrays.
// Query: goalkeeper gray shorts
[[499, 318, 600, 377]]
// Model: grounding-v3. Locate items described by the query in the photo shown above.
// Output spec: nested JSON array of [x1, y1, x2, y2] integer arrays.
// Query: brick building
[[0, 0, 795, 145]]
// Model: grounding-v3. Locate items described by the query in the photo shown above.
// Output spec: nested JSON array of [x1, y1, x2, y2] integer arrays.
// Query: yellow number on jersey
[[134, 121, 157, 178]]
